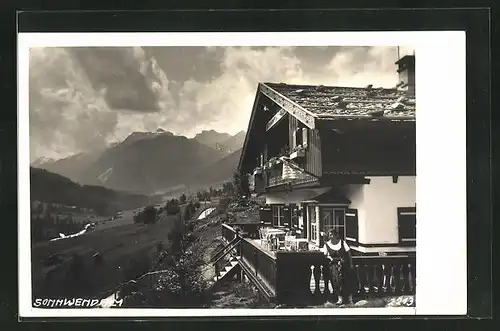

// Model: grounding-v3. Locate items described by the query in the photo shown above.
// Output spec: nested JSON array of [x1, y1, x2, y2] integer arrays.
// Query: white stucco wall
[[342, 176, 416, 244]]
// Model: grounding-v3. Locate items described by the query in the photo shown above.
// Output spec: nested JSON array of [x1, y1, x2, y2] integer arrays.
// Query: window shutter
[[259, 206, 272, 225], [302, 128, 308, 146], [282, 205, 291, 227], [345, 209, 358, 243], [292, 205, 299, 228], [272, 205, 279, 227], [397, 207, 416, 244]]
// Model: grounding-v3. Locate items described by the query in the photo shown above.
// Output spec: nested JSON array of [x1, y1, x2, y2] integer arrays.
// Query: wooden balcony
[[219, 223, 416, 305]]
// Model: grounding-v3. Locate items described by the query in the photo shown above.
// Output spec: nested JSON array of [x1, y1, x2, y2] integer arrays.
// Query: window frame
[[320, 206, 346, 239]]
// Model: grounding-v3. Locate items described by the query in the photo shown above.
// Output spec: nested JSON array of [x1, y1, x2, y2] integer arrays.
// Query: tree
[[188, 202, 196, 215], [166, 199, 181, 215], [133, 205, 157, 224], [183, 206, 192, 222], [142, 206, 157, 224], [233, 171, 250, 200], [157, 227, 208, 306], [222, 182, 234, 197], [179, 194, 187, 204]]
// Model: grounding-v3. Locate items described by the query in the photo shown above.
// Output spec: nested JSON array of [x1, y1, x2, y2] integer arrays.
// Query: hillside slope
[[190, 148, 242, 188], [30, 167, 153, 214]]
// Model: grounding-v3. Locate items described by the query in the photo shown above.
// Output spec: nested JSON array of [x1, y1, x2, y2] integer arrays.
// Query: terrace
[[216, 223, 416, 305]]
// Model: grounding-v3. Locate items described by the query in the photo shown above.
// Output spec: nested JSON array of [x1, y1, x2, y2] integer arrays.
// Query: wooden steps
[[214, 256, 241, 282]]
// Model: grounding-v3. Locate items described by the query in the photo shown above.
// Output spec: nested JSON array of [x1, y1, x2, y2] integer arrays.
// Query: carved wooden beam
[[265, 108, 287, 131], [260, 83, 316, 129]]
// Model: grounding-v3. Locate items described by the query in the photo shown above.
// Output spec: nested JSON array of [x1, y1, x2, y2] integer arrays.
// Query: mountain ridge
[[37, 129, 246, 195]]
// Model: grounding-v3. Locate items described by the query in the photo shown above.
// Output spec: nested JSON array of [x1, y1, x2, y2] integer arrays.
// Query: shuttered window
[[398, 207, 416, 243], [272, 205, 285, 227], [345, 209, 359, 244]]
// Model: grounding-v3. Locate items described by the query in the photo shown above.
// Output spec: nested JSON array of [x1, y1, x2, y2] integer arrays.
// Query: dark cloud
[[68, 47, 162, 112], [29, 45, 413, 161]]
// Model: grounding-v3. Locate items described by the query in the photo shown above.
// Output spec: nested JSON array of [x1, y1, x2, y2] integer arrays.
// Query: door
[[321, 207, 346, 239]]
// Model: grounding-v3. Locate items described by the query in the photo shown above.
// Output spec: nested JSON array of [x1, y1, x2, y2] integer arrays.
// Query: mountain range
[[33, 129, 246, 195], [194, 129, 245, 154]]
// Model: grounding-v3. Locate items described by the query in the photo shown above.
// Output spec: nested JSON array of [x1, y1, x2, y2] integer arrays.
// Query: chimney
[[395, 55, 415, 96]]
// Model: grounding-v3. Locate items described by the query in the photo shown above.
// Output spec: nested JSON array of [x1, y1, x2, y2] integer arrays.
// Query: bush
[[194, 201, 201, 209], [215, 196, 231, 215], [133, 205, 157, 224], [183, 206, 192, 222], [124, 223, 209, 307], [153, 238, 209, 306], [165, 199, 181, 215]]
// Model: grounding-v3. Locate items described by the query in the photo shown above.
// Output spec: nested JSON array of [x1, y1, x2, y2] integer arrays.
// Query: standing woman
[[322, 229, 355, 304]]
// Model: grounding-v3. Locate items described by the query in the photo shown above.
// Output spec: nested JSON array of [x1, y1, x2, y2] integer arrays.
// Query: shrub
[[194, 201, 201, 209], [183, 207, 192, 222], [165, 199, 181, 215], [133, 205, 157, 224]]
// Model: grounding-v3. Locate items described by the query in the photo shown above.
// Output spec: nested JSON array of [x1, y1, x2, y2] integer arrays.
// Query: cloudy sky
[[28, 45, 414, 161]]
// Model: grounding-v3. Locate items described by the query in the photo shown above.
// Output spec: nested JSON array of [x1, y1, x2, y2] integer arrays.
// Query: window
[[321, 207, 346, 239], [272, 205, 285, 227], [272, 205, 279, 227], [345, 209, 359, 243], [398, 207, 416, 243]]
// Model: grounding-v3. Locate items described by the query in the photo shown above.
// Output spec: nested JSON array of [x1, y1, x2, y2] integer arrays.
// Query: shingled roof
[[263, 82, 415, 119]]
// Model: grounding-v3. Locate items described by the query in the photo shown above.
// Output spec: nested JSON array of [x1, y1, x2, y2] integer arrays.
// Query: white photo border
[[18, 31, 467, 318]]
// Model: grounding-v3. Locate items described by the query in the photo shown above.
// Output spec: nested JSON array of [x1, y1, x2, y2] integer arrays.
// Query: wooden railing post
[[254, 248, 258, 276], [393, 263, 402, 293], [410, 261, 416, 292], [401, 263, 410, 293]]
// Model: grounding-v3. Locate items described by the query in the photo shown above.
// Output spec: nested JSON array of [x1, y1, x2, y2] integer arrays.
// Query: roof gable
[[264, 82, 415, 120]]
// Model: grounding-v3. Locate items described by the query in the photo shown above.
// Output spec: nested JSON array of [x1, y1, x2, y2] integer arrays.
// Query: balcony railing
[[218, 224, 416, 305], [267, 173, 317, 188]]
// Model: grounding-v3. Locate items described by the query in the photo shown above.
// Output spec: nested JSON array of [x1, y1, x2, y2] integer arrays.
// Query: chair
[[259, 227, 269, 249], [276, 233, 286, 250]]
